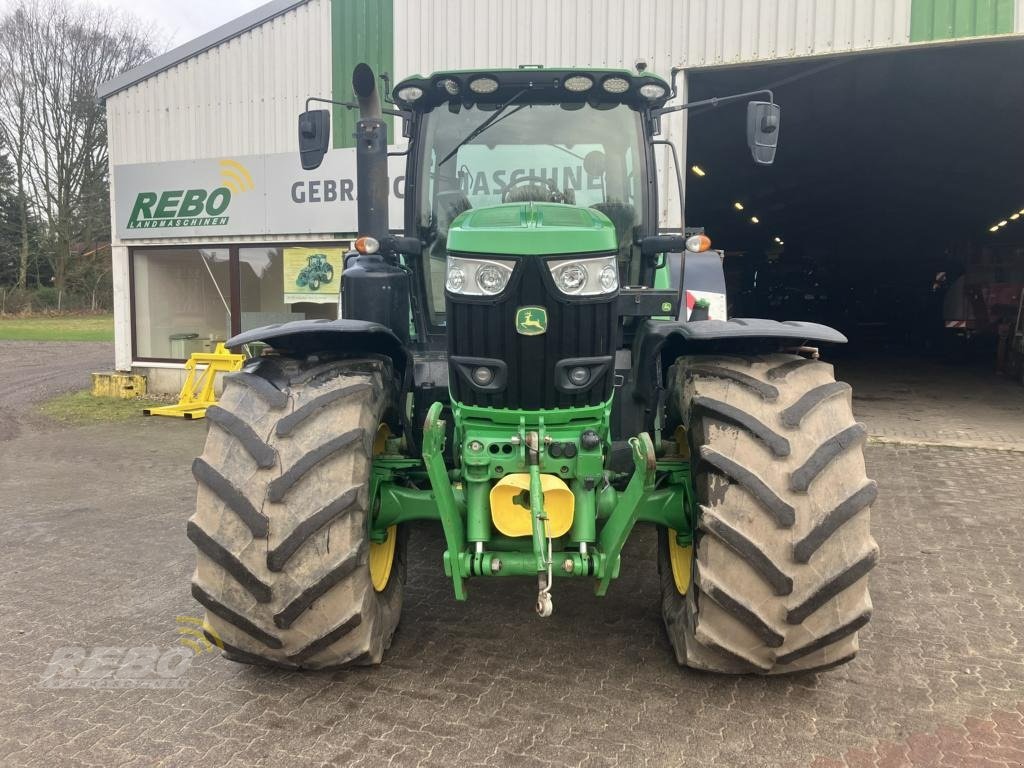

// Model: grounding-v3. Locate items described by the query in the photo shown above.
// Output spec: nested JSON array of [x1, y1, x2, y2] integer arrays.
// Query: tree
[[0, 0, 158, 304], [0, 13, 33, 290], [0, 152, 21, 287]]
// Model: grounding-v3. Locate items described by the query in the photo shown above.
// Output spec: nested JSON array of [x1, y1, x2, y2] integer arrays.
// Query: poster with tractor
[[283, 247, 344, 304]]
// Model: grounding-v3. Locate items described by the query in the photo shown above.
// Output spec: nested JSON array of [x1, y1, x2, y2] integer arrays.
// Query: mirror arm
[[304, 95, 358, 112], [652, 88, 774, 119], [379, 72, 394, 104], [668, 66, 683, 99]]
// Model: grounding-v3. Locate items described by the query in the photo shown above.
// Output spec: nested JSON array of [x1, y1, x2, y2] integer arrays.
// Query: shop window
[[239, 247, 342, 332], [131, 244, 347, 362], [132, 248, 231, 359]]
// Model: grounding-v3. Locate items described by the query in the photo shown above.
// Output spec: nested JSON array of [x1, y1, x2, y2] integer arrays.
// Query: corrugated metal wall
[[909, 0, 1014, 41], [331, 0, 394, 147], [105, 0, 332, 167], [392, 0, 915, 78]]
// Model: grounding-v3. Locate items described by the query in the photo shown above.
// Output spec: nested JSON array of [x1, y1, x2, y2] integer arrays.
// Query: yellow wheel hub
[[373, 423, 391, 456], [369, 423, 397, 592], [667, 529, 692, 595], [369, 525, 397, 592]]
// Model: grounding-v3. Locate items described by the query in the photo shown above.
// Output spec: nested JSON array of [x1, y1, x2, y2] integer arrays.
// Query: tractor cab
[[393, 68, 673, 321]]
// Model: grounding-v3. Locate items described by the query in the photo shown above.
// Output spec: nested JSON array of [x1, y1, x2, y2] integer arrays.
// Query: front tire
[[661, 354, 877, 674], [188, 355, 406, 669]]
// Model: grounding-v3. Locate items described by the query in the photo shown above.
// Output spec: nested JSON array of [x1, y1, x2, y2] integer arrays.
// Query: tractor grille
[[447, 256, 618, 409]]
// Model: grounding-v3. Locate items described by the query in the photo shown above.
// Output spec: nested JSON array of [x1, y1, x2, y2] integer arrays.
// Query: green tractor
[[188, 63, 877, 674], [295, 252, 335, 291]]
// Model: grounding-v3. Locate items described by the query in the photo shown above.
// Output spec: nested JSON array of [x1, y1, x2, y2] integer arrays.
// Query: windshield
[[416, 102, 647, 319]]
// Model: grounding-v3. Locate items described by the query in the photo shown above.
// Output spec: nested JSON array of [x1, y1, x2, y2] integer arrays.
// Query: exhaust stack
[[340, 63, 410, 344], [352, 63, 388, 240]]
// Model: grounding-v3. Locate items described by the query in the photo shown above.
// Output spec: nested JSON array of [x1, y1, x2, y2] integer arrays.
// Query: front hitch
[[525, 431, 554, 617]]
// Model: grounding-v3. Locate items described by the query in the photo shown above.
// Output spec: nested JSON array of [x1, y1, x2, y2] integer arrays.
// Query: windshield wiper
[[437, 89, 528, 167]]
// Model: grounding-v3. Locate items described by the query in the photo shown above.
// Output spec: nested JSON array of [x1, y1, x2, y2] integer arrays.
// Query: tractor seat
[[504, 185, 558, 204]]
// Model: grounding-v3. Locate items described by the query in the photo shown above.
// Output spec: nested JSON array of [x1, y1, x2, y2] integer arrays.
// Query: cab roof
[[392, 67, 672, 112]]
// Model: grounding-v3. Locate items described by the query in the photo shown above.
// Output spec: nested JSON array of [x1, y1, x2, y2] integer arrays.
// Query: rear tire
[[660, 353, 877, 674], [188, 355, 406, 669]]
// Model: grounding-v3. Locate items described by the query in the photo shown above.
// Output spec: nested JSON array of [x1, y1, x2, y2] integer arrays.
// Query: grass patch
[[39, 390, 165, 425], [0, 314, 114, 342]]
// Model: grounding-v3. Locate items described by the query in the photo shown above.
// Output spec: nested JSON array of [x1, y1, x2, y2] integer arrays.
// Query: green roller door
[[331, 0, 394, 148], [910, 0, 1015, 41]]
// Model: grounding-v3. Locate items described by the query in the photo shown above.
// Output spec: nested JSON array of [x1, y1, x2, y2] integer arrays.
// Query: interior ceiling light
[[998, 220, 1008, 227], [989, 226, 999, 232], [1011, 213, 1021, 220], [773, 236, 782, 243], [733, 201, 744, 210], [750, 216, 760, 224], [1019, 208, 1024, 215], [690, 165, 706, 177]]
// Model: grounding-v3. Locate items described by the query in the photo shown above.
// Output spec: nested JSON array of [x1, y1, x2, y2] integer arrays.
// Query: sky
[[92, 0, 266, 49]]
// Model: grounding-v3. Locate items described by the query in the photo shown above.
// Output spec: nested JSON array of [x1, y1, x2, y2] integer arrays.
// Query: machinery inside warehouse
[[686, 38, 1024, 370]]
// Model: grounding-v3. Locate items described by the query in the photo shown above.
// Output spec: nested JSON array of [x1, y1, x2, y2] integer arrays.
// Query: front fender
[[632, 317, 847, 415], [227, 319, 409, 380]]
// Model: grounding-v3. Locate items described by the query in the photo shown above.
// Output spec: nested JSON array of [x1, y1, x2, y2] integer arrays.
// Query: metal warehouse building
[[100, 0, 1024, 392]]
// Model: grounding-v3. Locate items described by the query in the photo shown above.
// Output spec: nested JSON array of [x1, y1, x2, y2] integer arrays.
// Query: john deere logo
[[127, 159, 254, 230], [516, 306, 548, 336]]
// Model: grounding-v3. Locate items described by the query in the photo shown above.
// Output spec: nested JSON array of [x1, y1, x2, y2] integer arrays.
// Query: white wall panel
[[393, 0, 913, 77], [105, 0, 331, 169]]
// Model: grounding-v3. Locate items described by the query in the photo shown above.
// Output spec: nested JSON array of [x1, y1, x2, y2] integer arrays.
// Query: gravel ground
[[1, 347, 1022, 767], [0, 340, 113, 441]]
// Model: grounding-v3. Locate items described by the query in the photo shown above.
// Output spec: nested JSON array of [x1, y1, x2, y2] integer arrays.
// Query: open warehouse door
[[684, 38, 1024, 379]]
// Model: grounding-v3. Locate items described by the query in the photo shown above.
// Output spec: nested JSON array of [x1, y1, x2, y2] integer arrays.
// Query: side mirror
[[298, 109, 330, 170], [640, 234, 686, 258], [746, 101, 780, 165]]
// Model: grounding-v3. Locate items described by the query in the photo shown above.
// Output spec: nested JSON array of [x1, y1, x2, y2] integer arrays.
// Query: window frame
[[129, 240, 347, 364]]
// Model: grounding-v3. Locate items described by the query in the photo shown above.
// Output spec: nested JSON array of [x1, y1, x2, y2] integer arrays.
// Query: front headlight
[[445, 255, 515, 296], [548, 254, 619, 296]]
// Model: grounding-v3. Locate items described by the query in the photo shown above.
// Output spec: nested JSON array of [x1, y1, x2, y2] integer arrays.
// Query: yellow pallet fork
[[143, 343, 245, 420]]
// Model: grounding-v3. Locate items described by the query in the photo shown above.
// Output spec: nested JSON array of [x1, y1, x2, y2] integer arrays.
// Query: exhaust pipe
[[352, 62, 382, 120], [340, 63, 410, 344], [351, 63, 388, 239]]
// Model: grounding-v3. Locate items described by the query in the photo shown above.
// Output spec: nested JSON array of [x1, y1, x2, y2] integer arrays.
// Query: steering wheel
[[502, 175, 568, 204]]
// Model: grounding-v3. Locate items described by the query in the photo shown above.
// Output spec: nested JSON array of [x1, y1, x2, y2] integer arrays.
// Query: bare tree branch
[[0, 0, 160, 296]]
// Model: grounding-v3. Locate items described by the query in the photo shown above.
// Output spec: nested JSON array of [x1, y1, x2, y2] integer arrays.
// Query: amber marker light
[[685, 234, 712, 253], [355, 236, 380, 254]]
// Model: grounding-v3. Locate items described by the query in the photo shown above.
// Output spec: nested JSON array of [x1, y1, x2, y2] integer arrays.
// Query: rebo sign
[[113, 151, 405, 240]]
